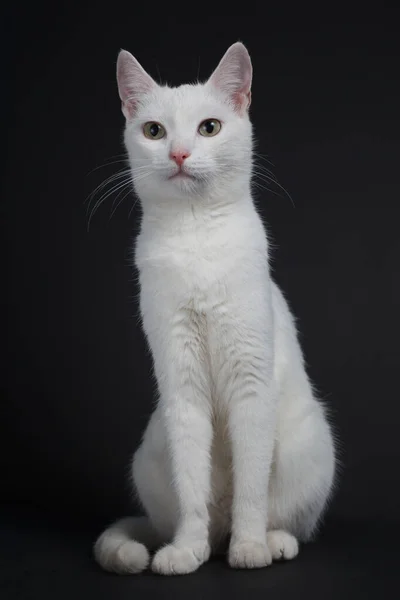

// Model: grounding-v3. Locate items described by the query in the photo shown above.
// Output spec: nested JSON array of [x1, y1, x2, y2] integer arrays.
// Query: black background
[[2, 5, 400, 594]]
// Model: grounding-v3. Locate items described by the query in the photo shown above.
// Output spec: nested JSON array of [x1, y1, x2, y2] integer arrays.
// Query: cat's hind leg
[[266, 529, 299, 560], [94, 409, 177, 574], [267, 389, 336, 561]]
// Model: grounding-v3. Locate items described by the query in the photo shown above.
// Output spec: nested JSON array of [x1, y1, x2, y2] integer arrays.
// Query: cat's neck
[[139, 176, 254, 225]]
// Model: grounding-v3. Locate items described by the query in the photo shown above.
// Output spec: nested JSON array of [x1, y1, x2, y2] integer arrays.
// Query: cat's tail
[[94, 516, 159, 574]]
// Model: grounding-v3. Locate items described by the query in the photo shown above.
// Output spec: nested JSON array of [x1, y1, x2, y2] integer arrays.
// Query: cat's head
[[116, 43, 253, 205]]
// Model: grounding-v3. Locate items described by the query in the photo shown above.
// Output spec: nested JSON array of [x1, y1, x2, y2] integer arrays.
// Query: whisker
[[251, 180, 282, 198], [87, 178, 132, 230], [253, 161, 277, 180], [110, 177, 134, 215], [86, 154, 155, 228], [128, 197, 140, 219], [86, 169, 131, 206], [88, 159, 129, 174], [109, 187, 133, 220], [86, 153, 129, 174], [252, 170, 294, 207], [131, 172, 152, 184], [253, 151, 275, 167], [215, 159, 293, 206], [85, 173, 131, 223]]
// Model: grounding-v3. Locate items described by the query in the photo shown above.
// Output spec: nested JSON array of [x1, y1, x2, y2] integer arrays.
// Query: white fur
[[94, 42, 336, 576]]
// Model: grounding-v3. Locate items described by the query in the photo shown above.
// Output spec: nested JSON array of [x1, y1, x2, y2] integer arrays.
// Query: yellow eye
[[198, 119, 222, 137], [143, 122, 166, 140]]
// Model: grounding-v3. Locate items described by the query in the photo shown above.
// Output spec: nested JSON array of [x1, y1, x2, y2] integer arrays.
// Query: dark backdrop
[[2, 6, 400, 529]]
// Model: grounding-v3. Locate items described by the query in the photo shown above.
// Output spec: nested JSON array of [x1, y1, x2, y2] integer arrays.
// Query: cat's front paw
[[151, 542, 210, 575], [228, 541, 272, 569]]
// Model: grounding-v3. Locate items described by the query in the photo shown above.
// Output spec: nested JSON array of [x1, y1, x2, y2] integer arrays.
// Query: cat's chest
[[137, 223, 250, 305], [141, 230, 234, 287], [136, 211, 267, 312]]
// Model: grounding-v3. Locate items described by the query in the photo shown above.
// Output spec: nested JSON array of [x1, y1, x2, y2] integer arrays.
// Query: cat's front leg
[[210, 295, 276, 569], [150, 309, 213, 576]]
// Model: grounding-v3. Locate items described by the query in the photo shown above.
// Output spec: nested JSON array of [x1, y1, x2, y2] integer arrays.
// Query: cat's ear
[[208, 42, 252, 115], [116, 50, 156, 120]]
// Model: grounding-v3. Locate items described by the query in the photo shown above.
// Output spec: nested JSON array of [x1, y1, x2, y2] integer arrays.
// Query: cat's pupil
[[150, 124, 159, 137], [205, 121, 214, 134]]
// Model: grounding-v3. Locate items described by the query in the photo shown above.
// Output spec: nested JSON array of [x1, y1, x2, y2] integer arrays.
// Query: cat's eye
[[143, 122, 166, 140], [198, 119, 222, 137]]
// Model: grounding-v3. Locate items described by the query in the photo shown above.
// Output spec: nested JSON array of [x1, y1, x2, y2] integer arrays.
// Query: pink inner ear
[[117, 50, 156, 119], [208, 42, 253, 114], [232, 91, 251, 113]]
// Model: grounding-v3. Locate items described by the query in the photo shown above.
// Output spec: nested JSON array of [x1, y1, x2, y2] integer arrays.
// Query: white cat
[[94, 42, 336, 576]]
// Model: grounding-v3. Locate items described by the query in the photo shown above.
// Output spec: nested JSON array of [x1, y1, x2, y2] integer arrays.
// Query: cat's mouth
[[168, 169, 196, 181]]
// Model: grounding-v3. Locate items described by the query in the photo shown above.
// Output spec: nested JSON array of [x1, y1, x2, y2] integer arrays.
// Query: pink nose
[[170, 150, 190, 166]]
